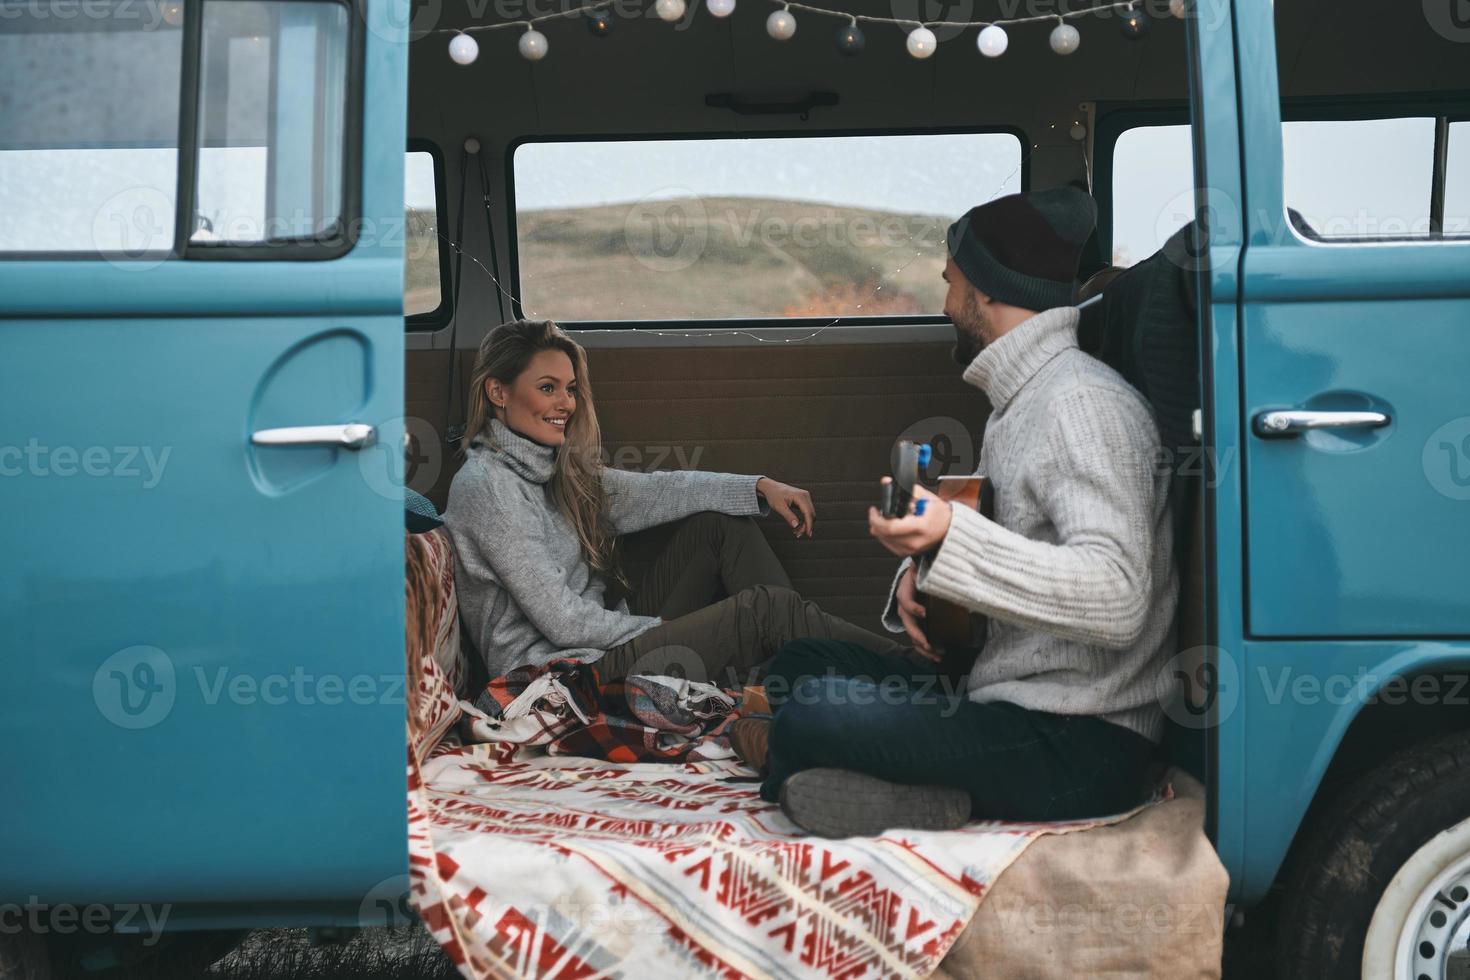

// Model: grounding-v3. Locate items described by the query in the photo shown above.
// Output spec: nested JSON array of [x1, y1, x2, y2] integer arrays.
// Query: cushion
[[933, 767, 1227, 979], [406, 528, 466, 761], [405, 487, 444, 534]]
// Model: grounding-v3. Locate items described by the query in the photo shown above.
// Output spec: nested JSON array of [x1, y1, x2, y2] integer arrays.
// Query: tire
[[1278, 730, 1470, 979]]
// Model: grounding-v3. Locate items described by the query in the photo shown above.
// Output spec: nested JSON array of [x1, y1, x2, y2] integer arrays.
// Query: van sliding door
[[0, 0, 409, 913]]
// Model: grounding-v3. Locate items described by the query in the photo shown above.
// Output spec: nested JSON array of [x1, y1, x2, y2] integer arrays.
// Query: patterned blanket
[[407, 651, 1166, 978], [465, 661, 742, 764]]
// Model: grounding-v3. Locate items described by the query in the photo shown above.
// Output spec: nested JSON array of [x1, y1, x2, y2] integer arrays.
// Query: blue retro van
[[2, 0, 1468, 975]]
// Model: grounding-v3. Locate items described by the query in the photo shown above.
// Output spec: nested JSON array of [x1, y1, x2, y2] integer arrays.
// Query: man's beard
[[949, 299, 986, 366]]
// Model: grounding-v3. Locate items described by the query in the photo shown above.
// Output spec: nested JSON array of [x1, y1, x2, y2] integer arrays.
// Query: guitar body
[[922, 475, 995, 677]]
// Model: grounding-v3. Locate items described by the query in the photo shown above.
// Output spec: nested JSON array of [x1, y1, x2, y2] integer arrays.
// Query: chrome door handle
[[1253, 410, 1390, 437], [251, 423, 377, 450]]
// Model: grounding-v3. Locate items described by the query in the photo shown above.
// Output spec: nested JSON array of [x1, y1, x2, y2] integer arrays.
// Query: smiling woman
[[442, 318, 902, 688]]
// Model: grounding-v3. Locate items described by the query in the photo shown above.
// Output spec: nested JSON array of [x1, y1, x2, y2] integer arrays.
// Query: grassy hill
[[513, 197, 951, 322], [405, 206, 441, 317]]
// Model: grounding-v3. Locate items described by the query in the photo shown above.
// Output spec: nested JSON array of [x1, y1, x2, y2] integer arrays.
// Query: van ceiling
[[409, 0, 1468, 187], [409, 0, 1189, 151]]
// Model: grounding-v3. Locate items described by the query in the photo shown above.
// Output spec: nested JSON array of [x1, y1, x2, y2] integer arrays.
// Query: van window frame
[[0, 0, 364, 264], [405, 138, 452, 330], [504, 125, 1029, 331], [1095, 91, 1470, 262]]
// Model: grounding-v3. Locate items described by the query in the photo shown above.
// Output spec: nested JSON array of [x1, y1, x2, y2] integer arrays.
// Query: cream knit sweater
[[882, 306, 1178, 742]]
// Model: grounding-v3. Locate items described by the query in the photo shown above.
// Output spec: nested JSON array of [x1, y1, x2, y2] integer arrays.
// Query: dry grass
[[513, 196, 949, 321]]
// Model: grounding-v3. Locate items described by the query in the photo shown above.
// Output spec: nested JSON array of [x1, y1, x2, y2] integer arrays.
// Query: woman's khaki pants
[[594, 512, 903, 688]]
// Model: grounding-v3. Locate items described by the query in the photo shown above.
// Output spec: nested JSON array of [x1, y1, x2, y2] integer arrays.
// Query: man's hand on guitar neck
[[867, 481, 952, 558], [894, 563, 938, 661]]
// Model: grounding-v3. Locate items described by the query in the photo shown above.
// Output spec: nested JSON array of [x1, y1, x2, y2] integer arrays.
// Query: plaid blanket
[[462, 661, 742, 764]]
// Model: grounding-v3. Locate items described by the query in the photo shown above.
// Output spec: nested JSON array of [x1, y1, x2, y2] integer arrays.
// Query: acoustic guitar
[[882, 442, 995, 682]]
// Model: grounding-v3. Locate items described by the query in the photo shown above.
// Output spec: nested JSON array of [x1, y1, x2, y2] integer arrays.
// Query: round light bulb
[[1169, 0, 1186, 18], [585, 8, 615, 35], [976, 23, 1007, 57], [518, 28, 548, 60], [766, 9, 796, 40], [1069, 123, 1087, 141], [1120, 3, 1150, 39], [1049, 21, 1080, 55], [906, 25, 936, 58], [160, 0, 183, 26], [448, 33, 479, 65], [655, 0, 685, 22], [706, 0, 735, 18], [834, 20, 865, 55]]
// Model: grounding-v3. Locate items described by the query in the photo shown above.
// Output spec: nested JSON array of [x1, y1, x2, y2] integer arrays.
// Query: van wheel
[[1278, 731, 1470, 979]]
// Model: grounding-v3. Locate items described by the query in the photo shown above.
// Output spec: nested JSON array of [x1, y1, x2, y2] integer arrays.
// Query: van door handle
[[1253, 410, 1390, 437], [251, 423, 377, 450]]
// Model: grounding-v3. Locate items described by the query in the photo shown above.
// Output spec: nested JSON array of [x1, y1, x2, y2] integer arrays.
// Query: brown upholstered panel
[[406, 341, 990, 636]]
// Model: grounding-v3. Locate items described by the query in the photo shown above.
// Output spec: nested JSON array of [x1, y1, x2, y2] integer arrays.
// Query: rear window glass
[[405, 149, 444, 318], [1282, 117, 1436, 240], [1110, 123, 1194, 267], [512, 133, 1024, 322], [1111, 115, 1467, 258], [1445, 121, 1470, 236]]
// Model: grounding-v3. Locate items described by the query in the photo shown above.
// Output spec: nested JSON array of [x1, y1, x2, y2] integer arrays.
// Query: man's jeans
[[760, 638, 1157, 821]]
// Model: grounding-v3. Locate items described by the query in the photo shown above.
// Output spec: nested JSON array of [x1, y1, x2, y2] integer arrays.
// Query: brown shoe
[[741, 685, 771, 715], [729, 716, 771, 772]]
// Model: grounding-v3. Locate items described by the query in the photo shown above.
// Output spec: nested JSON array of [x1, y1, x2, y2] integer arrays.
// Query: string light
[[976, 23, 1007, 57], [1049, 16, 1080, 54], [436, 0, 1148, 64], [1168, 0, 1186, 18], [905, 24, 937, 59], [834, 17, 864, 55], [518, 25, 549, 59], [585, 7, 615, 35], [766, 5, 796, 39], [448, 31, 479, 64], [1119, 1, 1150, 39]]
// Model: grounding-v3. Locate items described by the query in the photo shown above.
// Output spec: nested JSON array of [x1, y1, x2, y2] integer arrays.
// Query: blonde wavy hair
[[463, 319, 622, 584]]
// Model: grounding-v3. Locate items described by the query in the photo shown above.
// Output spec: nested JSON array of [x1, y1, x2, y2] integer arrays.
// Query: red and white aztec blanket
[[408, 708, 1168, 979]]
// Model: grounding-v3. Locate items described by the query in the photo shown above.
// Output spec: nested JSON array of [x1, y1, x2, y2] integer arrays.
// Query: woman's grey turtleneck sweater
[[445, 418, 767, 679]]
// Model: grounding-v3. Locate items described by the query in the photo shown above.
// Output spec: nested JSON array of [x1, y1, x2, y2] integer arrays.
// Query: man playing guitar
[[731, 187, 1180, 838]]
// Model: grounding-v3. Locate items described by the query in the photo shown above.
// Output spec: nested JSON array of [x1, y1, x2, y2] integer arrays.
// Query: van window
[[1282, 118, 1436, 241], [0, 1, 183, 254], [191, 0, 349, 245], [1446, 121, 1470, 235], [512, 133, 1024, 322], [405, 148, 444, 319], [1110, 123, 1193, 267], [1110, 115, 1467, 258]]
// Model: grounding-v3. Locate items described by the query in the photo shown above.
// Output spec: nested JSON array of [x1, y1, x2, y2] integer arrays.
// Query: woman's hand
[[867, 480, 951, 557], [756, 477, 815, 538]]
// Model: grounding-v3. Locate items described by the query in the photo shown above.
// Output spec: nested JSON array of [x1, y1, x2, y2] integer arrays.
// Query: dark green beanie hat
[[946, 187, 1098, 311]]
